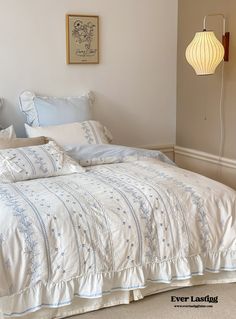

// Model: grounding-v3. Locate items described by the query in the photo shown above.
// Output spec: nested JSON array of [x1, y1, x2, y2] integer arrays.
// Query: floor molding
[[175, 146, 236, 189], [175, 146, 236, 169]]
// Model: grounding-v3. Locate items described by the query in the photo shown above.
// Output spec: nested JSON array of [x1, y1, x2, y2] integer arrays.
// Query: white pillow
[[25, 121, 113, 146], [19, 91, 94, 127], [0, 126, 16, 138], [0, 141, 84, 183]]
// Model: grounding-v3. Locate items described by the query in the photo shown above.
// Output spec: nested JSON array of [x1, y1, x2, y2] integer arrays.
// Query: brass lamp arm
[[203, 13, 229, 61], [203, 13, 226, 34]]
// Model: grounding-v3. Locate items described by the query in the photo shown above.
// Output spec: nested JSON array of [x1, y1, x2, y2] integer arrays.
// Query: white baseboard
[[175, 146, 236, 190]]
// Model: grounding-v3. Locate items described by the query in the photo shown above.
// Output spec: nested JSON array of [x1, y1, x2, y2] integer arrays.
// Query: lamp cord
[[218, 62, 225, 180]]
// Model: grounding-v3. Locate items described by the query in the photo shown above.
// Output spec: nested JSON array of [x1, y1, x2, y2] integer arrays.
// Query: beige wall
[[177, 0, 236, 160], [0, 0, 177, 146]]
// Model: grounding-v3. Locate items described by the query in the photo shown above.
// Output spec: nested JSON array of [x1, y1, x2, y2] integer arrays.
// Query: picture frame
[[66, 14, 99, 64]]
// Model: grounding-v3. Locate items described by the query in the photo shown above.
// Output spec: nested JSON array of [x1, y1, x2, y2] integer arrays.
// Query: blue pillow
[[19, 91, 94, 127]]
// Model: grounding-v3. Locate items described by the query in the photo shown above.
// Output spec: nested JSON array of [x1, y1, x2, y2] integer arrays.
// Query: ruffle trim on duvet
[[1, 251, 236, 317]]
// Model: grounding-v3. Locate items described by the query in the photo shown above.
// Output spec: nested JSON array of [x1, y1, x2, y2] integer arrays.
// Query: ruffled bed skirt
[[1, 251, 236, 318]]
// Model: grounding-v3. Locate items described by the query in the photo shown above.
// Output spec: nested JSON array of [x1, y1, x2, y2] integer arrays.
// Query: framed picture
[[66, 14, 99, 64]]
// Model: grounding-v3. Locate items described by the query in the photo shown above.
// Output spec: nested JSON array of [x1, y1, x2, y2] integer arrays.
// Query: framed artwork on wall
[[66, 14, 99, 64]]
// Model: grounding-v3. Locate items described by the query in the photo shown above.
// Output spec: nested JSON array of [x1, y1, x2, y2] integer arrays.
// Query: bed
[[0, 91, 235, 318], [0, 143, 236, 319]]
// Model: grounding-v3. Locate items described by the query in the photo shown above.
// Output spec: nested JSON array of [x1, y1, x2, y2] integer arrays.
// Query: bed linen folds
[[0, 148, 236, 318]]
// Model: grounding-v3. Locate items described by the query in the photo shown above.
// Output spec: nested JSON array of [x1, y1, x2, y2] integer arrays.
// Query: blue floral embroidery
[[62, 180, 114, 272], [135, 163, 210, 252], [91, 168, 176, 263], [0, 185, 40, 282], [26, 148, 49, 174], [89, 170, 147, 265], [81, 122, 95, 144], [87, 121, 100, 144]]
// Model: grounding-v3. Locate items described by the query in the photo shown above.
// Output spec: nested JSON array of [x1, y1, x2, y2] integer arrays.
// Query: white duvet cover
[[0, 145, 236, 318]]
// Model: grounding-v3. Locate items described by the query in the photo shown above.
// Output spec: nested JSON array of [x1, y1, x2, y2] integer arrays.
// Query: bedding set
[[0, 92, 236, 319]]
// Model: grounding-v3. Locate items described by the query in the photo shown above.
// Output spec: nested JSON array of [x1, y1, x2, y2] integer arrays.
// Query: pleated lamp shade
[[185, 31, 225, 75]]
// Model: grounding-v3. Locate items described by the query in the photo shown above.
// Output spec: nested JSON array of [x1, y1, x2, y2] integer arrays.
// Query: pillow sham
[[0, 126, 16, 138], [19, 91, 94, 127], [0, 141, 84, 183], [25, 120, 113, 146], [0, 136, 48, 149]]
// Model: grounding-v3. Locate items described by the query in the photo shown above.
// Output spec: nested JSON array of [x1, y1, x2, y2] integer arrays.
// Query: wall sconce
[[185, 14, 230, 178], [185, 14, 230, 75]]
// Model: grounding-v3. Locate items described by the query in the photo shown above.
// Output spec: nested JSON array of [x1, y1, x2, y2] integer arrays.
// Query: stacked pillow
[[19, 91, 113, 146], [0, 91, 113, 184], [19, 91, 94, 127], [0, 123, 84, 183], [0, 126, 82, 182], [0, 141, 84, 183], [25, 121, 112, 146]]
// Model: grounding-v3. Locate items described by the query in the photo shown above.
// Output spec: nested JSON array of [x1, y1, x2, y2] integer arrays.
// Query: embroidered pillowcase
[[0, 141, 84, 183], [25, 120, 113, 146], [19, 91, 94, 127], [0, 126, 16, 138]]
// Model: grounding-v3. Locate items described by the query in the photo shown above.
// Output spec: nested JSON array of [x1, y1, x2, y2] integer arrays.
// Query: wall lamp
[[185, 14, 230, 75]]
